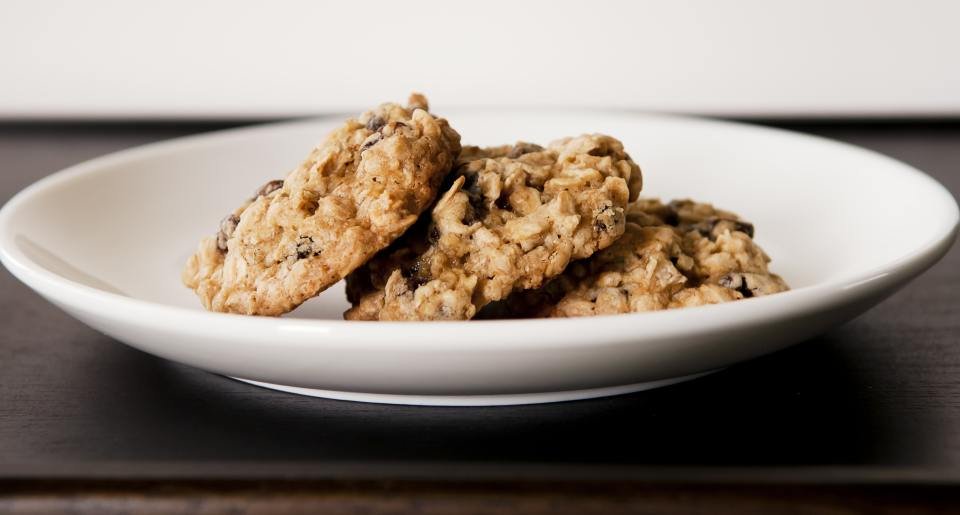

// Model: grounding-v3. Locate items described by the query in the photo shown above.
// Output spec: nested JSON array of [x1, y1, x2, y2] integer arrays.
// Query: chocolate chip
[[401, 260, 429, 289], [663, 206, 680, 226], [366, 116, 385, 132], [461, 173, 482, 198], [216, 214, 240, 251], [428, 226, 441, 243], [718, 273, 738, 288], [692, 219, 718, 238], [593, 204, 615, 232], [462, 208, 478, 226], [495, 193, 511, 211], [719, 273, 754, 298], [506, 142, 544, 158], [295, 236, 318, 260], [360, 133, 382, 153], [401, 260, 420, 278], [733, 220, 755, 238], [254, 179, 284, 198], [455, 173, 488, 223], [693, 218, 754, 240]]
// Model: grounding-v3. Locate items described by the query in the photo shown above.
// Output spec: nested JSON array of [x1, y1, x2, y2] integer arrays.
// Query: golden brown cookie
[[344, 135, 642, 320], [480, 198, 789, 318], [183, 94, 462, 315]]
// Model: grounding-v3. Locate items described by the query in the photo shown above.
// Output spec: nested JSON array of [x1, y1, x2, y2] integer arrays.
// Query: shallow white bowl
[[1, 112, 957, 406]]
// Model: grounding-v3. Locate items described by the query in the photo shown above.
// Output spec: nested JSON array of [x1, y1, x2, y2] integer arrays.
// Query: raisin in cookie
[[481, 198, 788, 318], [344, 135, 642, 320], [182, 94, 462, 315]]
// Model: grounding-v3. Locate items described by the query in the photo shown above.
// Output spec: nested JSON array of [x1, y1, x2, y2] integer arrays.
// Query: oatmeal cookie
[[182, 94, 462, 315], [344, 135, 642, 320], [481, 198, 788, 318]]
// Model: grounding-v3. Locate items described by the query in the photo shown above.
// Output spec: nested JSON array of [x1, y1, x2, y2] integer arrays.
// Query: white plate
[[1, 112, 957, 406]]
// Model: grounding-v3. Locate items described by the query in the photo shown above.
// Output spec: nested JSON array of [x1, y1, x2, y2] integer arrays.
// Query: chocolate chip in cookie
[[365, 116, 386, 132], [216, 214, 240, 251], [254, 179, 284, 198]]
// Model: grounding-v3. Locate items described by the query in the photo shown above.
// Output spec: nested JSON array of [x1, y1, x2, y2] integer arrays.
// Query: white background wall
[[2, 0, 958, 119]]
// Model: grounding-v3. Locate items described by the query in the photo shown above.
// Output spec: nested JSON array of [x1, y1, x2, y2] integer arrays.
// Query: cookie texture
[[344, 135, 642, 320], [480, 198, 789, 318], [183, 94, 462, 315]]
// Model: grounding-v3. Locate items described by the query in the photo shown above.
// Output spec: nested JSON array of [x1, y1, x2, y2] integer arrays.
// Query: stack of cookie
[[183, 95, 787, 320]]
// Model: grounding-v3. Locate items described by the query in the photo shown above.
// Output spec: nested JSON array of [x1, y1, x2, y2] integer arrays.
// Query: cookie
[[344, 135, 643, 320], [480, 198, 788, 318], [182, 94, 462, 315]]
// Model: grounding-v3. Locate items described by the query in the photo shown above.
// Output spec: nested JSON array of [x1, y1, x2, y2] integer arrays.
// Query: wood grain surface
[[0, 121, 958, 512]]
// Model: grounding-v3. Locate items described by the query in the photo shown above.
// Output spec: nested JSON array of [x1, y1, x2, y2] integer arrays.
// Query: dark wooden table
[[1, 120, 958, 514]]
